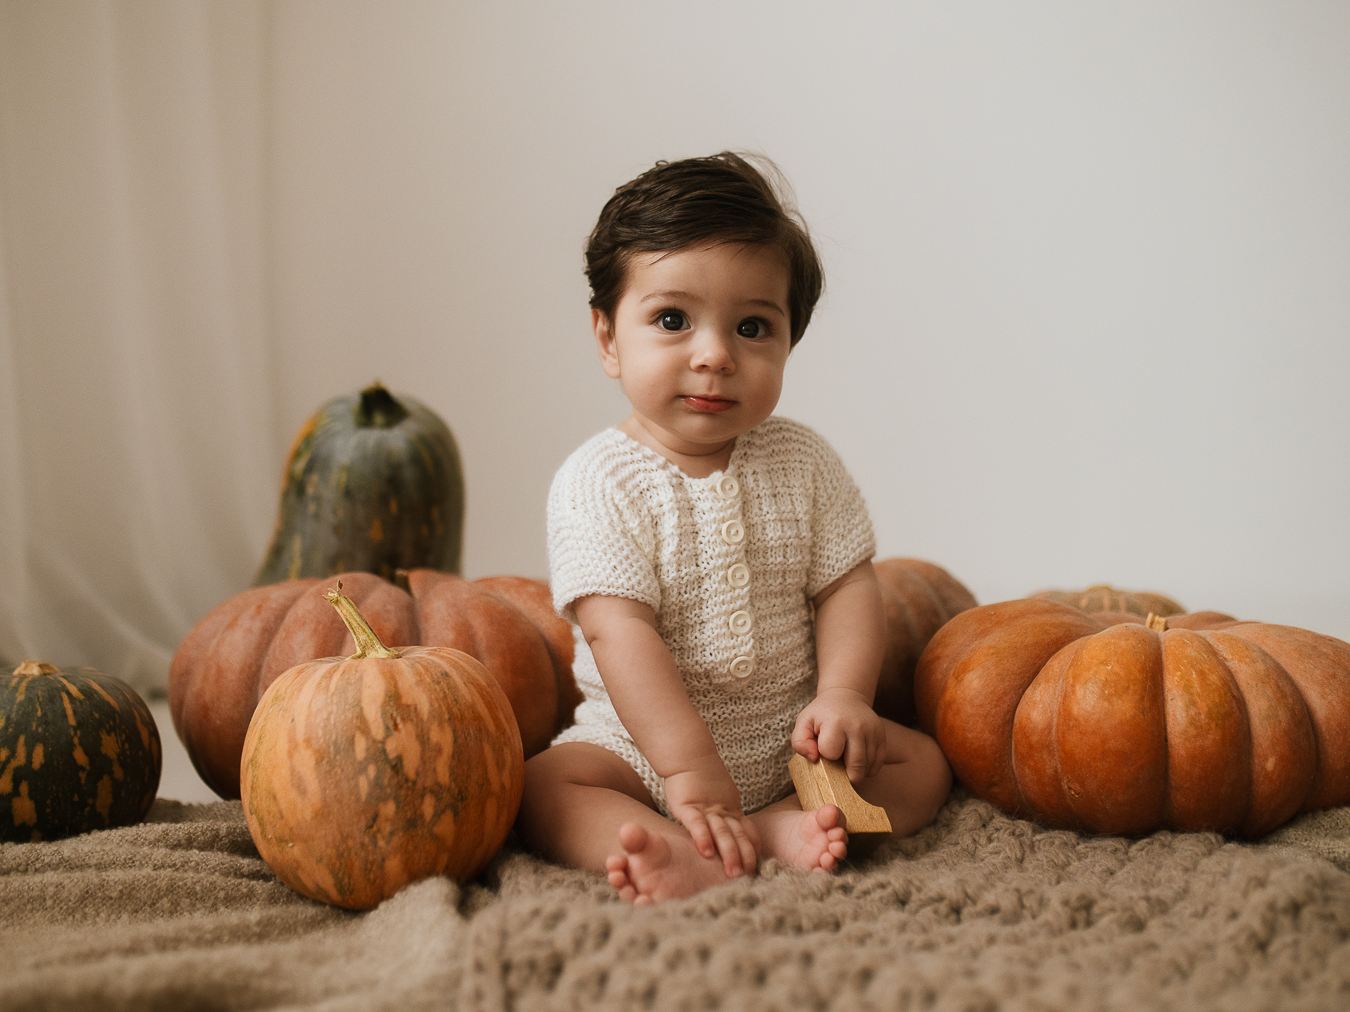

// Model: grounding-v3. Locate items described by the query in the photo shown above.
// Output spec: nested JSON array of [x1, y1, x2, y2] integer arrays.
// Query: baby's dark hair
[[585, 152, 823, 347]]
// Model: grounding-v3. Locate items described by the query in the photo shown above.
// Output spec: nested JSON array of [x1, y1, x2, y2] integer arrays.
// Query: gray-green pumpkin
[[1, 661, 162, 843], [254, 383, 465, 586]]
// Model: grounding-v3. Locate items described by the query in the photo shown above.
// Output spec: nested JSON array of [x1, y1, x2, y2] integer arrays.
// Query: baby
[[517, 152, 951, 905]]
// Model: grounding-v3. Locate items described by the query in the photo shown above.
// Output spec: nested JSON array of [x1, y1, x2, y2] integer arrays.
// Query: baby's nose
[[690, 331, 736, 370]]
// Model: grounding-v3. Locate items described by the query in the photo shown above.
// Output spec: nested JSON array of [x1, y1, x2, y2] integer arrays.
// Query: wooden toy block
[[789, 753, 893, 835]]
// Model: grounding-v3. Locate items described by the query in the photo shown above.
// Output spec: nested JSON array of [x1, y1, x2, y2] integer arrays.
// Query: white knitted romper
[[547, 416, 875, 816]]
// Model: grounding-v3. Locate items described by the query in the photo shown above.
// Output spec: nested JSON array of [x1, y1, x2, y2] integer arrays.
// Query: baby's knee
[[524, 741, 652, 799], [880, 723, 952, 816]]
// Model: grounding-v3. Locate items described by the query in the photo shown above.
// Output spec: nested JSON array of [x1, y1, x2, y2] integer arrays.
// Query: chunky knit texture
[[5, 795, 1349, 1011], [547, 416, 875, 814]]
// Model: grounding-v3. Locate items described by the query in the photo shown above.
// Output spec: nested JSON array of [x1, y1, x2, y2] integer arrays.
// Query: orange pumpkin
[[873, 557, 978, 727], [1028, 584, 1186, 618], [170, 569, 579, 798], [914, 600, 1350, 837], [241, 585, 523, 908]]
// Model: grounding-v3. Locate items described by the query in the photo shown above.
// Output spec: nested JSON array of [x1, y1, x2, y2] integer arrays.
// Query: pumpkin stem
[[13, 660, 60, 676], [325, 582, 403, 659], [1145, 613, 1169, 632], [354, 382, 409, 429]]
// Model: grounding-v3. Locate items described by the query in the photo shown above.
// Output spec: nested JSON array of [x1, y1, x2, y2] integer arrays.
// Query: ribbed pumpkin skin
[[914, 601, 1350, 838], [2, 662, 161, 842], [872, 558, 978, 727], [170, 570, 578, 798], [241, 647, 523, 909], [254, 383, 465, 586], [1028, 585, 1186, 618]]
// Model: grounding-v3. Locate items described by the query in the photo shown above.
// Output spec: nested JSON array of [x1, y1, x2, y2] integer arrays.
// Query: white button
[[720, 520, 744, 545], [715, 475, 740, 499], [729, 655, 754, 678], [727, 563, 750, 588], [729, 610, 753, 636]]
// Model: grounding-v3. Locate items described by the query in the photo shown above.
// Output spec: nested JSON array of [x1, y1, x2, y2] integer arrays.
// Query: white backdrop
[[1, 0, 1347, 694]]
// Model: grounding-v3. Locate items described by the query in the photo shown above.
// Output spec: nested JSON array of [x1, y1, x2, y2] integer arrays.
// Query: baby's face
[[594, 243, 792, 466]]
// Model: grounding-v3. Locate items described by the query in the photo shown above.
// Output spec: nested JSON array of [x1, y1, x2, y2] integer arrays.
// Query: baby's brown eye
[[736, 319, 766, 338], [659, 311, 686, 331]]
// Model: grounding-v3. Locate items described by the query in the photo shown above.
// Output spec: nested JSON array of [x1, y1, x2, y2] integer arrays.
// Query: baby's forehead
[[629, 242, 787, 269], [622, 245, 790, 310]]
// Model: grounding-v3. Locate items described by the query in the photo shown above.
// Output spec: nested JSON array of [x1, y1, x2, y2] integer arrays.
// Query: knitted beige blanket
[[3, 794, 1348, 1011]]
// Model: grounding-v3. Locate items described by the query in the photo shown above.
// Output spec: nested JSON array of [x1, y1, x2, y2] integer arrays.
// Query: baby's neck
[[617, 417, 734, 478]]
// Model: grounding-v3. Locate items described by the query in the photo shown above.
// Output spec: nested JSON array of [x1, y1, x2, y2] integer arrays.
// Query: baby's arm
[[572, 594, 761, 877], [791, 560, 889, 783]]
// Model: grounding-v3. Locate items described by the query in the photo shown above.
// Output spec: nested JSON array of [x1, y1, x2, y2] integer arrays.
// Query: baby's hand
[[662, 754, 761, 878], [792, 687, 886, 784]]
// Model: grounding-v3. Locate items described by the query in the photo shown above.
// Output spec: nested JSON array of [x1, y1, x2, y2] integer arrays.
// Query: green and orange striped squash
[[915, 601, 1350, 838], [241, 585, 524, 909], [254, 382, 465, 586], [2, 661, 161, 842]]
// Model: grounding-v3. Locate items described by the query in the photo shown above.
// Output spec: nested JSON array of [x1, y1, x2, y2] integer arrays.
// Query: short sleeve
[[547, 437, 663, 622], [803, 434, 876, 600]]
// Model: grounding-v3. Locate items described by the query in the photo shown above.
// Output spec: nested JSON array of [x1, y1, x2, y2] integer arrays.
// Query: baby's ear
[[593, 309, 622, 379]]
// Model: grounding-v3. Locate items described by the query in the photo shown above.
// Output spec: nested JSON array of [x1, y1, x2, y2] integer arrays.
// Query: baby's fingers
[[790, 713, 821, 762], [705, 813, 752, 878], [815, 723, 848, 764], [867, 732, 888, 780], [843, 740, 871, 784], [865, 746, 885, 781], [724, 816, 759, 878], [682, 811, 717, 860]]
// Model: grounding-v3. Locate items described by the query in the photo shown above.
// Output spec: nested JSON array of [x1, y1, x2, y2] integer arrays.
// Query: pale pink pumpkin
[[240, 585, 524, 909]]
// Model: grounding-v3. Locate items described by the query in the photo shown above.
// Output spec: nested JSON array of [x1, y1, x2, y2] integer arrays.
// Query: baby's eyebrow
[[639, 289, 700, 305], [638, 290, 786, 315], [743, 298, 786, 314]]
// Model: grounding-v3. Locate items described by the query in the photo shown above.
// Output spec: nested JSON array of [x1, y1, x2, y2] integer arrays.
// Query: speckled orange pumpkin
[[240, 586, 524, 909]]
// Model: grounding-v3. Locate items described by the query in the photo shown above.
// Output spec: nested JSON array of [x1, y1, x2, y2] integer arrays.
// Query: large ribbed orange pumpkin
[[241, 586, 523, 909], [914, 600, 1350, 838], [170, 569, 578, 798]]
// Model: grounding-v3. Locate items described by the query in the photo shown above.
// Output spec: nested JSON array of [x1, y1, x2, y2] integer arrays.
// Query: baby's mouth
[[682, 395, 736, 413]]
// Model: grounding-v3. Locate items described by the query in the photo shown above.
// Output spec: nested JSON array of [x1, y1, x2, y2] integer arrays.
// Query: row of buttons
[[717, 473, 754, 678]]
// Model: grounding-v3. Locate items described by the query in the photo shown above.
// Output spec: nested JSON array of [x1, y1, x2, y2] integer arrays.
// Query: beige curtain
[[2, 1, 1347, 699], [0, 1, 276, 692]]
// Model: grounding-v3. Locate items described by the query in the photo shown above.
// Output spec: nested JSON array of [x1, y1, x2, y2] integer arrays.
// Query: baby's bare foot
[[752, 803, 848, 873], [605, 822, 733, 906]]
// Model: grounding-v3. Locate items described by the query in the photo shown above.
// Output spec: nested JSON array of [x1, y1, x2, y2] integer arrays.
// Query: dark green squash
[[1, 661, 162, 842], [254, 382, 465, 586]]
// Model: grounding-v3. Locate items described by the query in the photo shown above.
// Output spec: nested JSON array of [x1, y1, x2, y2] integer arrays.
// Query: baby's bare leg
[[517, 742, 734, 905], [854, 720, 952, 836]]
